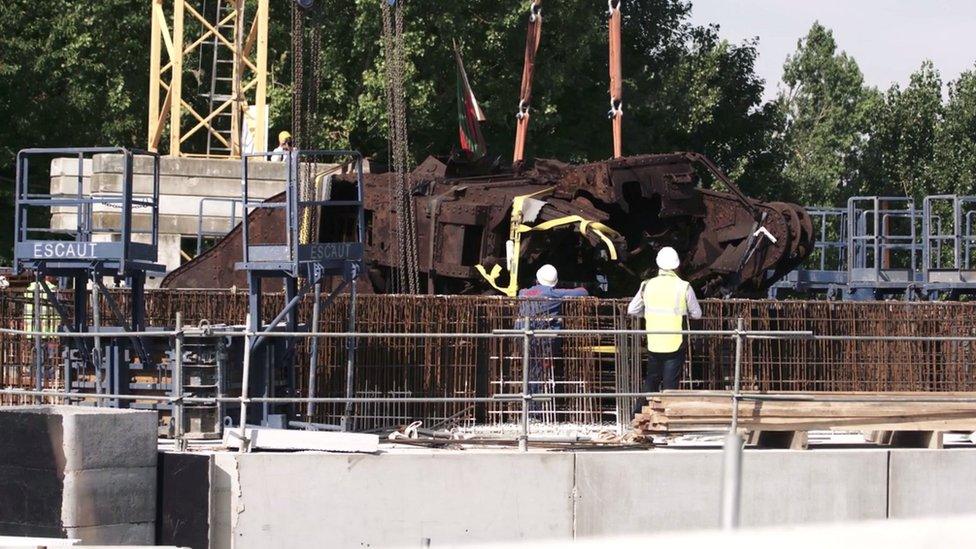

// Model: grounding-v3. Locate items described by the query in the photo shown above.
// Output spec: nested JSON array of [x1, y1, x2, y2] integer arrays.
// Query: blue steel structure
[[770, 194, 976, 300], [12, 147, 164, 404], [237, 149, 365, 428]]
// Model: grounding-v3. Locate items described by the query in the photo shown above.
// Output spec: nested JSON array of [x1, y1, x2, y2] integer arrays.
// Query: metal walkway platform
[[770, 195, 976, 300]]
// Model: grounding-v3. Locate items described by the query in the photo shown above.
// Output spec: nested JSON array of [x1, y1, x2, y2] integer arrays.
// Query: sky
[[688, 0, 976, 102]]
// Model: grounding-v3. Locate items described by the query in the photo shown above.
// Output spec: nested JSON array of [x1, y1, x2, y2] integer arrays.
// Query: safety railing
[[9, 322, 976, 529], [195, 197, 244, 256], [0, 320, 814, 451], [13, 147, 162, 276]]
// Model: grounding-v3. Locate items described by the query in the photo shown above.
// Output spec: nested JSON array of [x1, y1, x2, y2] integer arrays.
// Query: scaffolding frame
[[773, 195, 976, 300], [148, 0, 269, 158]]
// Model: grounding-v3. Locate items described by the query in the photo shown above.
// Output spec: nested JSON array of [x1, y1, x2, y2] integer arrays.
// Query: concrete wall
[[210, 451, 575, 548], [194, 447, 964, 549], [888, 449, 976, 518], [574, 450, 886, 536]]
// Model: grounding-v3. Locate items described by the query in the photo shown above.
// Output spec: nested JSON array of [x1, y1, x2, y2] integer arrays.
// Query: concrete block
[[62, 468, 157, 527], [60, 409, 157, 471], [0, 465, 63, 528], [0, 406, 155, 472], [888, 449, 976, 518], [50, 157, 92, 177], [212, 451, 575, 549], [157, 452, 212, 549], [90, 173, 284, 200], [0, 406, 156, 544], [0, 410, 65, 471], [574, 449, 888, 537], [63, 522, 155, 546]]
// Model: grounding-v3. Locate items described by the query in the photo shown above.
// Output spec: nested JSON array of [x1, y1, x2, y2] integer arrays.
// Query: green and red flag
[[454, 40, 487, 161]]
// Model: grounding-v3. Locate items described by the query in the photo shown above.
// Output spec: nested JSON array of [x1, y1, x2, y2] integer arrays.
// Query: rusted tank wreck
[[163, 151, 813, 298]]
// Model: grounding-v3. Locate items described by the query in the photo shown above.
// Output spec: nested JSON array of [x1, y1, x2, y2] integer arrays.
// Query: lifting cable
[[513, 0, 543, 164], [608, 0, 623, 158], [382, 0, 421, 294]]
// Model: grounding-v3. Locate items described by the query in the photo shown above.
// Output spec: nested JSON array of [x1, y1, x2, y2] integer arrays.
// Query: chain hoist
[[382, 0, 420, 294]]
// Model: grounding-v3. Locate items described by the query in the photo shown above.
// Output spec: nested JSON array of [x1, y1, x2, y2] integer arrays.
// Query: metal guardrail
[[7, 320, 976, 529], [0, 320, 815, 452], [195, 197, 243, 256]]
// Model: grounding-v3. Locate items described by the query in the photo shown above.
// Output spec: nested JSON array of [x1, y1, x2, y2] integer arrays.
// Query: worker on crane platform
[[517, 265, 588, 417], [628, 247, 702, 416], [271, 131, 293, 161]]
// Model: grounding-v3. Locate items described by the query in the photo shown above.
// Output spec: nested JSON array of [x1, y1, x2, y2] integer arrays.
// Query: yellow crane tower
[[147, 0, 269, 157]]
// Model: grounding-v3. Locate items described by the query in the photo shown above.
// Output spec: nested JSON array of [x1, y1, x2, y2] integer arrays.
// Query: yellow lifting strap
[[476, 189, 622, 297]]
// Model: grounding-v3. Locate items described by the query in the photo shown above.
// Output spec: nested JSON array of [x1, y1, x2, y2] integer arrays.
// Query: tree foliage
[[6, 3, 976, 265], [287, 0, 776, 183], [776, 23, 876, 204]]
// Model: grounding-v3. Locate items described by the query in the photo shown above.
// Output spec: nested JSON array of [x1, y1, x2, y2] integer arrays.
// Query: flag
[[454, 40, 487, 161]]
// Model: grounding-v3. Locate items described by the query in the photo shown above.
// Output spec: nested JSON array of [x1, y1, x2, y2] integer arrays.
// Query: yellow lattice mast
[[148, 0, 269, 157]]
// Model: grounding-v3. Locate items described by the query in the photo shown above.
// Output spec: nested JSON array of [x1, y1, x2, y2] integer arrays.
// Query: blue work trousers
[[633, 347, 686, 415]]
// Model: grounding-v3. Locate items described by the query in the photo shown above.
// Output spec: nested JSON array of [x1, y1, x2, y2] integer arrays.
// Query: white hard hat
[[536, 264, 558, 287], [656, 247, 680, 271]]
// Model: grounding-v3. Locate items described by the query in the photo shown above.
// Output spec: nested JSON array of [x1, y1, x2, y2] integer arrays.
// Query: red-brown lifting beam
[[513, 1, 543, 163], [608, 0, 623, 158]]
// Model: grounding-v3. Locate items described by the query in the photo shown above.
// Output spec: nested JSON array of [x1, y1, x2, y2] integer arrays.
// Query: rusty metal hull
[[162, 153, 813, 297]]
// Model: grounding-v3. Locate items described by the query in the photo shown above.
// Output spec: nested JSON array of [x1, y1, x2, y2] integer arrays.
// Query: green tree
[[777, 22, 877, 205], [285, 0, 779, 183], [0, 0, 787, 263], [857, 62, 944, 200], [0, 0, 151, 262], [933, 68, 976, 195]]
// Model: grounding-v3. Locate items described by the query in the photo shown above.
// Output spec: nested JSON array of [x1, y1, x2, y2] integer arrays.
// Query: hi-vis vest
[[642, 271, 689, 353], [24, 282, 57, 335]]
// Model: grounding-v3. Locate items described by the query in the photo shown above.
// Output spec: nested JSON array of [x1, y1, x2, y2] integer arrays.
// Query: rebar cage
[[4, 292, 976, 432]]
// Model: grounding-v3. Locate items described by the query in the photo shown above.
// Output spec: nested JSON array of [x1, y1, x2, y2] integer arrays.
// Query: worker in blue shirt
[[516, 265, 588, 416]]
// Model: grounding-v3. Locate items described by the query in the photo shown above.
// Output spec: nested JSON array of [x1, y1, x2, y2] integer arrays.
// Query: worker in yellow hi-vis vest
[[627, 247, 702, 415], [24, 274, 60, 366]]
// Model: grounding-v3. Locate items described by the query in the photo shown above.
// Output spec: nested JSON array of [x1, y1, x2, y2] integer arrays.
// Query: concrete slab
[[211, 451, 576, 549], [571, 449, 888, 537], [738, 450, 888, 527], [888, 449, 976, 518], [62, 522, 155, 546], [467, 514, 976, 549], [222, 427, 379, 453]]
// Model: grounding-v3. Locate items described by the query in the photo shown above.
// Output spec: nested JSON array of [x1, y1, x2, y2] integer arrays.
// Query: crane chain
[[382, 0, 420, 294]]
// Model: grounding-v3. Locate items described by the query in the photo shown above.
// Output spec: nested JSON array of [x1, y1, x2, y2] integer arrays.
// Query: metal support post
[[237, 273, 260, 453], [284, 277, 299, 420], [173, 313, 186, 452], [341, 270, 359, 432], [32, 273, 42, 403], [307, 282, 322, 420], [91, 276, 102, 403], [520, 318, 531, 452], [721, 317, 745, 530]]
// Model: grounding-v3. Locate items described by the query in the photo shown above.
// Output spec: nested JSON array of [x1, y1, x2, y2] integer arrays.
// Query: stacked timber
[[633, 391, 976, 435]]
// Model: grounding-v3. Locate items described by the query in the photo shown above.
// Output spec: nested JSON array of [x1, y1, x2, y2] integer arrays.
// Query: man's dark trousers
[[633, 347, 685, 416]]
